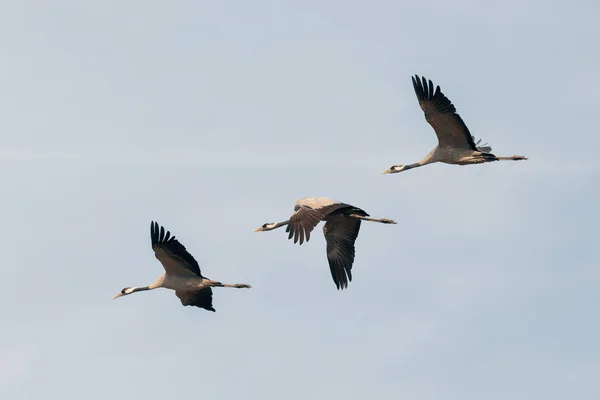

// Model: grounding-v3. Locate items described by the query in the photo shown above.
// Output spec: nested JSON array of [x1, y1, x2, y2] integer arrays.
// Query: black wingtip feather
[[412, 75, 423, 100], [151, 221, 176, 247], [150, 221, 158, 247], [413, 75, 459, 114]]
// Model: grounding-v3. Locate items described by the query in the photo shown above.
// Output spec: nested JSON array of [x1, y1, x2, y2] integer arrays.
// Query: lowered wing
[[175, 289, 215, 312], [323, 217, 362, 290]]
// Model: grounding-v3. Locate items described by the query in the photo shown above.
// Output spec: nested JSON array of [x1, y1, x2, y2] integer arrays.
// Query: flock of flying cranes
[[114, 75, 528, 312]]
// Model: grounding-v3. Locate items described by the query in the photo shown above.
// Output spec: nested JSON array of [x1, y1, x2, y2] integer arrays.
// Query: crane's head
[[382, 165, 407, 174], [254, 223, 277, 232], [113, 287, 134, 300]]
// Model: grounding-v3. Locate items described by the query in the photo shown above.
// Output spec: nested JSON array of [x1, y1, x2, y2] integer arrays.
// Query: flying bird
[[382, 75, 527, 174], [113, 221, 251, 312], [254, 197, 396, 290]]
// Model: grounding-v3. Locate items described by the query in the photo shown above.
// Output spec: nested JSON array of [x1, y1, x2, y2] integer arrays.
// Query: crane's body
[[383, 75, 527, 174], [114, 221, 251, 312], [254, 197, 396, 290], [145, 273, 216, 292]]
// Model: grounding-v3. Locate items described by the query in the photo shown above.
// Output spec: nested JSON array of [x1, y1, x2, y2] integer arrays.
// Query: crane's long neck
[[348, 214, 397, 224], [403, 162, 424, 171], [413, 148, 440, 168], [115, 284, 157, 300], [134, 286, 152, 292], [127, 286, 152, 295], [270, 220, 290, 230], [255, 220, 290, 233], [417, 151, 439, 167]]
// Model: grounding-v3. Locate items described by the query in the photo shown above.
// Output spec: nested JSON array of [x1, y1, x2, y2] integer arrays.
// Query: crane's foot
[[234, 284, 252, 289]]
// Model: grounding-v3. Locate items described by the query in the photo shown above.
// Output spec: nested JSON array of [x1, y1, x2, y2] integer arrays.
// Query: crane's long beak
[[381, 169, 392, 175], [253, 227, 262, 232], [113, 293, 123, 300]]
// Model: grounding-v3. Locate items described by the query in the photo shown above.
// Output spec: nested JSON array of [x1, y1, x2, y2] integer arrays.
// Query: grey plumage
[[382, 75, 527, 175], [255, 197, 396, 290], [113, 221, 251, 312], [150, 222, 215, 311], [286, 197, 353, 245]]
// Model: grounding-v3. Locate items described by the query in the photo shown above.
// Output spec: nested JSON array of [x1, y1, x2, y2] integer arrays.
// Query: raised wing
[[286, 198, 348, 245], [412, 75, 478, 151], [323, 217, 362, 290], [176, 289, 215, 312], [151, 221, 202, 277]]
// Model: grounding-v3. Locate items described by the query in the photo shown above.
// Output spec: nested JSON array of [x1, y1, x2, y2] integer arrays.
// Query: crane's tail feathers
[[472, 136, 492, 153], [349, 214, 397, 224]]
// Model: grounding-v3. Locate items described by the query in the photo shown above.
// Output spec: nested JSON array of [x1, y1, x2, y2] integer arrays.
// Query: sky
[[1, 1, 599, 399]]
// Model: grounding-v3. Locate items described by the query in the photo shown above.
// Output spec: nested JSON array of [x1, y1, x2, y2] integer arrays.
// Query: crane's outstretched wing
[[286, 198, 349, 245], [176, 289, 215, 312], [412, 75, 478, 151], [323, 217, 362, 290], [151, 221, 202, 277]]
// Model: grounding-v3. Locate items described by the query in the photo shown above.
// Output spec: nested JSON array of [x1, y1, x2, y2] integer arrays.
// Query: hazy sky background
[[1, 1, 598, 399]]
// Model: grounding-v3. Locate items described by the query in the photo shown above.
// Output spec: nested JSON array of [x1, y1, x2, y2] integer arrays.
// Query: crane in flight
[[383, 75, 527, 175], [113, 221, 251, 312], [254, 197, 396, 290]]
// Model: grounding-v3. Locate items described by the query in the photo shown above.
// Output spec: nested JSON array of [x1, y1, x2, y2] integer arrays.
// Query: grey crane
[[254, 197, 396, 290], [382, 75, 528, 174], [113, 221, 251, 312]]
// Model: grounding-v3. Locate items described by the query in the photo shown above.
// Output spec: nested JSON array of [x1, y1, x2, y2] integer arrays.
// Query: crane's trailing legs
[[205, 279, 252, 288], [458, 153, 528, 164], [495, 155, 528, 161], [347, 214, 396, 224]]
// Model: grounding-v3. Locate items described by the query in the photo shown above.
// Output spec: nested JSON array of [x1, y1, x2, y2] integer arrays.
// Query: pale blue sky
[[1, 1, 599, 399]]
